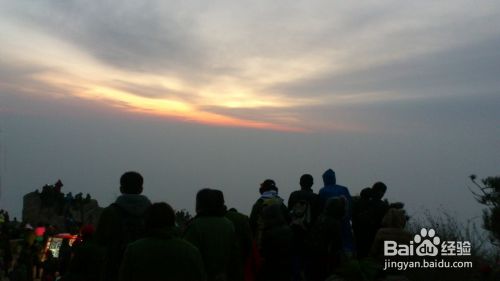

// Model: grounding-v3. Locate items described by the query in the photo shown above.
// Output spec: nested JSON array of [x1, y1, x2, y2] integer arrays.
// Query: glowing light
[[0, 18, 315, 132]]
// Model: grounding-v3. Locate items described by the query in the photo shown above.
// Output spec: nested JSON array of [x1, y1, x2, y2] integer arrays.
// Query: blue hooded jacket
[[318, 169, 354, 253], [319, 170, 352, 212]]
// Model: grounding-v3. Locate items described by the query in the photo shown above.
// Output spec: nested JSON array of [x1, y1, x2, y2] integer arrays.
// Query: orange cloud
[[31, 71, 305, 132]]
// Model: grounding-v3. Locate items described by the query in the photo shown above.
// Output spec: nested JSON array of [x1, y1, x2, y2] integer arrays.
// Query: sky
[[0, 1, 499, 223]]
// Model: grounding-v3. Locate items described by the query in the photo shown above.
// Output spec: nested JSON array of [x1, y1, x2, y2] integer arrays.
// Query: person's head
[[144, 202, 176, 230], [211, 189, 227, 214], [259, 179, 278, 194], [300, 174, 314, 190], [195, 188, 225, 216], [360, 187, 373, 199], [322, 169, 337, 186], [371, 181, 387, 200], [196, 188, 212, 213], [120, 171, 144, 194]]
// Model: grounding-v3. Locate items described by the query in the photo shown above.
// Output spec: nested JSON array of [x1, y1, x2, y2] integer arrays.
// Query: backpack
[[255, 197, 283, 247], [289, 199, 312, 230], [111, 203, 146, 246], [306, 197, 345, 252], [306, 213, 342, 257]]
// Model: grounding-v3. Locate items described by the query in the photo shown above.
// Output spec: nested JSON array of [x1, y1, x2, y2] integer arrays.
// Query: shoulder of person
[[98, 204, 121, 221]]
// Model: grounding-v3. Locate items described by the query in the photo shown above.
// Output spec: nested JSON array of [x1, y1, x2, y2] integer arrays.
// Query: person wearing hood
[[184, 189, 238, 281], [95, 171, 152, 281], [318, 169, 355, 255], [119, 202, 206, 281]]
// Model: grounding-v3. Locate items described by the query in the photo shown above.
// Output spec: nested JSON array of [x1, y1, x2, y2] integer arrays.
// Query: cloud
[[2, 0, 500, 132], [1, 1, 500, 223], [2, 1, 207, 77], [270, 36, 500, 102], [108, 80, 197, 101]]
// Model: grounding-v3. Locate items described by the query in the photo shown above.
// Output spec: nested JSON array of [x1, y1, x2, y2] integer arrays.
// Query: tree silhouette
[[175, 209, 192, 231], [469, 174, 500, 246]]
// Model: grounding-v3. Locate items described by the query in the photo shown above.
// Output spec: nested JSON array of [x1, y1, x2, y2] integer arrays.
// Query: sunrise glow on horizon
[[1, 1, 499, 134], [1, 0, 499, 236], [1, 19, 322, 132]]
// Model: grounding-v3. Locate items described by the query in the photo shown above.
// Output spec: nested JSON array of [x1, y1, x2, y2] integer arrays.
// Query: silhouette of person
[[370, 208, 412, 260], [258, 203, 294, 281], [370, 182, 390, 226], [318, 169, 355, 255], [352, 187, 376, 258], [287, 174, 320, 281], [249, 179, 289, 248], [95, 171, 152, 281], [119, 203, 206, 281], [306, 197, 345, 281], [184, 189, 238, 281], [224, 207, 252, 281], [63, 224, 105, 281]]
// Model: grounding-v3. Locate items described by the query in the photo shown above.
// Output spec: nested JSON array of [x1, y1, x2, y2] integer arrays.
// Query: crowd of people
[[37, 181, 93, 216], [0, 169, 411, 281]]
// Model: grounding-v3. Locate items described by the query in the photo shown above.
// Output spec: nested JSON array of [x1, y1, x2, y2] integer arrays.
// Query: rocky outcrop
[[23, 190, 103, 231]]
